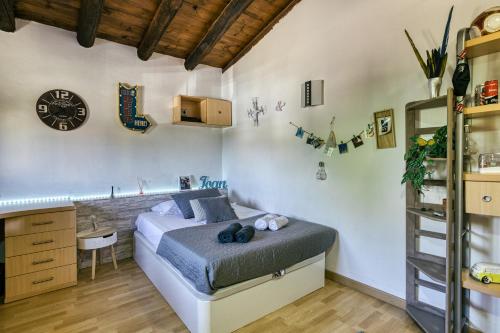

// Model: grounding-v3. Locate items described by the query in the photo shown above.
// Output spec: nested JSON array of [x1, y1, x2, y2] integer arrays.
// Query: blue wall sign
[[200, 176, 228, 190], [118, 83, 152, 133]]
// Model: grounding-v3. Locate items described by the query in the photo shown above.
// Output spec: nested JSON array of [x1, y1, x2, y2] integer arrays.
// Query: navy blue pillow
[[171, 189, 220, 219], [198, 196, 238, 224]]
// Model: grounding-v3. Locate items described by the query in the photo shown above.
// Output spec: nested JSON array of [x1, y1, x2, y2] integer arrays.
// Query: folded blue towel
[[235, 225, 255, 243], [218, 223, 243, 243]]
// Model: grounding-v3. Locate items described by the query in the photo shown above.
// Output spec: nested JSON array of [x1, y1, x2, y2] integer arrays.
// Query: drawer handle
[[32, 239, 54, 246], [32, 221, 54, 226], [483, 196, 493, 203], [218, 110, 222, 114], [32, 258, 54, 265], [32, 277, 54, 285]]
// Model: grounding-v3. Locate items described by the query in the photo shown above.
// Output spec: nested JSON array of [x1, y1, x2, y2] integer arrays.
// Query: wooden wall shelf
[[464, 104, 500, 118], [462, 269, 500, 297], [173, 95, 232, 128], [464, 173, 500, 182], [465, 32, 500, 58]]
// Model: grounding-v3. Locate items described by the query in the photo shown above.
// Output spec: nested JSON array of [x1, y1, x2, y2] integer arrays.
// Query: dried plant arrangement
[[404, 6, 454, 79]]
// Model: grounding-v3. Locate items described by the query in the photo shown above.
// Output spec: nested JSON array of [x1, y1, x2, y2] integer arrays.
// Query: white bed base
[[133, 231, 325, 333]]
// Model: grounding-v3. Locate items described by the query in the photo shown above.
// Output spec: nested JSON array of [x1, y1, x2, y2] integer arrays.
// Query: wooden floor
[[0, 259, 420, 333]]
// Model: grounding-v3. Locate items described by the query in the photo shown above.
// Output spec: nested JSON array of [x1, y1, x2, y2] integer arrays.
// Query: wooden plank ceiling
[[2, 0, 302, 71]]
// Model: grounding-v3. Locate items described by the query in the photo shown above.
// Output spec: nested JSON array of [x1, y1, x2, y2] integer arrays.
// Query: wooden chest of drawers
[[1, 201, 77, 303]]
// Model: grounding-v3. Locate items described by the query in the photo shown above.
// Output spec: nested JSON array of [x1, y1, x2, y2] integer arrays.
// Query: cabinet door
[[206, 99, 232, 126]]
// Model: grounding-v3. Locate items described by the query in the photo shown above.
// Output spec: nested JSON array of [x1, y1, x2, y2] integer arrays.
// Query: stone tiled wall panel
[[75, 194, 171, 268]]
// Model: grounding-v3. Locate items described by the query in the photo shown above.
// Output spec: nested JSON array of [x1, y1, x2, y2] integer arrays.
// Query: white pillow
[[151, 200, 182, 216], [190, 199, 207, 222]]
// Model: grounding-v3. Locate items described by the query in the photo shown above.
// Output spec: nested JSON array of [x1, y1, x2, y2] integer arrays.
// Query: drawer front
[[5, 264, 77, 302], [5, 229, 76, 257], [6, 246, 76, 277], [465, 181, 500, 216], [78, 232, 117, 250], [5, 210, 76, 237], [206, 99, 231, 126]]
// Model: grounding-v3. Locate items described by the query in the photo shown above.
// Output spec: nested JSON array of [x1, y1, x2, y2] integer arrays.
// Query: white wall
[[221, 0, 499, 331], [0, 22, 223, 200]]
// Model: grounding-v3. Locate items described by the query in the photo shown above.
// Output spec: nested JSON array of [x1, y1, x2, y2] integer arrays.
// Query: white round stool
[[77, 227, 118, 280]]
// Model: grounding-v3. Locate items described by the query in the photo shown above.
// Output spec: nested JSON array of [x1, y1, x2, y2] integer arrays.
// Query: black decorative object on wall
[[36, 89, 88, 131], [301, 80, 324, 107], [247, 97, 265, 126], [275, 100, 286, 112]]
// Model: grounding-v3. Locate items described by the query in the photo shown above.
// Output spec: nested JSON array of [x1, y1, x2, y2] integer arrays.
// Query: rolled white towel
[[255, 214, 278, 231], [269, 216, 289, 231]]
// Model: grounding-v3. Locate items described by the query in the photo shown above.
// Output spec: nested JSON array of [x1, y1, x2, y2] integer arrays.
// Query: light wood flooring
[[0, 259, 420, 333]]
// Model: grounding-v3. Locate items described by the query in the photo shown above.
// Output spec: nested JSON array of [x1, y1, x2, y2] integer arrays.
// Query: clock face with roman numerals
[[36, 89, 88, 131]]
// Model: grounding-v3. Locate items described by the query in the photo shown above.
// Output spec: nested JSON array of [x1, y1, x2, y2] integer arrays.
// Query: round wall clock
[[36, 89, 88, 131]]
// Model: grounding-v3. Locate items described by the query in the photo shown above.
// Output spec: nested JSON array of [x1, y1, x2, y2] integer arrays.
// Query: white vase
[[428, 77, 442, 99]]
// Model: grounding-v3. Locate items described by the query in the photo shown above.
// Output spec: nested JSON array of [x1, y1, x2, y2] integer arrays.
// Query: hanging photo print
[[306, 133, 315, 145], [275, 101, 286, 112], [324, 116, 337, 155], [365, 123, 375, 138], [324, 131, 337, 154], [339, 142, 348, 154], [377, 116, 392, 135], [247, 97, 265, 126], [312, 137, 325, 149], [352, 135, 364, 148], [374, 109, 396, 149], [296, 127, 305, 138]]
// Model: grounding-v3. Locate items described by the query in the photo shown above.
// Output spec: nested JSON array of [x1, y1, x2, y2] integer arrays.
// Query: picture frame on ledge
[[179, 176, 191, 191]]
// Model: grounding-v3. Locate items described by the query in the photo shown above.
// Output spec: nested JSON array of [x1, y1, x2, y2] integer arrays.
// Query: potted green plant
[[402, 126, 447, 194]]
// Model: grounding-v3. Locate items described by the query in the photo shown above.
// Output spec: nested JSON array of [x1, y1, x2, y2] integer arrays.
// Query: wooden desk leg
[[92, 249, 97, 280], [111, 244, 118, 270]]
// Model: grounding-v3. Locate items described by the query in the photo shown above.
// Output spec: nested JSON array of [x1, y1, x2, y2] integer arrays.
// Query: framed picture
[[179, 176, 191, 190], [374, 109, 396, 149]]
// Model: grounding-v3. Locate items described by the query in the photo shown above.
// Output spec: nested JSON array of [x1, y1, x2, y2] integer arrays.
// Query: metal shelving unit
[[405, 89, 456, 333]]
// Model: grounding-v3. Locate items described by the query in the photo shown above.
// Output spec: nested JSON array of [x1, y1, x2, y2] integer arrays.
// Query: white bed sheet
[[135, 203, 264, 249]]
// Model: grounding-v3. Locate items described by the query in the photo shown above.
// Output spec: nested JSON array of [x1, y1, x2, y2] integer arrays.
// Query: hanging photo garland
[[289, 117, 375, 157]]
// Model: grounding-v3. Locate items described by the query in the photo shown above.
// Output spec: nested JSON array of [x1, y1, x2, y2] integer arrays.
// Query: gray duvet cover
[[156, 215, 337, 295]]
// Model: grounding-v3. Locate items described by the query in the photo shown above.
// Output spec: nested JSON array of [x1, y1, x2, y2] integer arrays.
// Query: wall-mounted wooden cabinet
[[173, 95, 232, 128]]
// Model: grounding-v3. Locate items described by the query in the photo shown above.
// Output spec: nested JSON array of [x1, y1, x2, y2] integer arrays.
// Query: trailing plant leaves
[[402, 126, 447, 194], [404, 6, 453, 79]]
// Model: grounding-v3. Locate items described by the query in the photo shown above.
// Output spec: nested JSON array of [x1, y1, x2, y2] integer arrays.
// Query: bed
[[134, 203, 335, 333]]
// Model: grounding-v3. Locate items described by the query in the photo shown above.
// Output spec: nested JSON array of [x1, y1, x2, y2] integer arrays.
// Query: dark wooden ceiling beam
[[0, 0, 15, 32], [222, 0, 302, 72], [77, 0, 104, 48], [184, 0, 253, 71], [137, 0, 183, 61]]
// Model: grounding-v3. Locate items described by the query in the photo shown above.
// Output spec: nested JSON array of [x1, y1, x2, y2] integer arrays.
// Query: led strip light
[[0, 187, 187, 206]]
